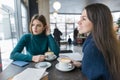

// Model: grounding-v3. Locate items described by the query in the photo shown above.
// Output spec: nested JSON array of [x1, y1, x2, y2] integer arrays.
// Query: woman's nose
[[78, 20, 81, 25]]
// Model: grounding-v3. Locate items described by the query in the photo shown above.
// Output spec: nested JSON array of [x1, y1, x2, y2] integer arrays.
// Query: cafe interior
[[0, 0, 120, 80]]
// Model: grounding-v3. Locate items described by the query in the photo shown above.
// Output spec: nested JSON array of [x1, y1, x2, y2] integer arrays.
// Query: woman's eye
[[31, 24, 34, 27], [31, 23, 42, 27], [37, 24, 41, 27], [83, 18, 86, 20]]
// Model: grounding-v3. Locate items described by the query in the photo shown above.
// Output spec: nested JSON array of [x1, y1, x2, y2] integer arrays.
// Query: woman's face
[[32, 19, 45, 35], [78, 9, 93, 34]]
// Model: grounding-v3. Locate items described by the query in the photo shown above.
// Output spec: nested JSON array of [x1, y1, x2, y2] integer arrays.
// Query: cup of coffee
[[45, 51, 55, 60], [58, 57, 72, 70]]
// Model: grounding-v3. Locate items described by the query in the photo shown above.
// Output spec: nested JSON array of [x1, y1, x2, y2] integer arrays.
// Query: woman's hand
[[32, 55, 46, 62], [45, 25, 51, 36], [39, 55, 46, 62], [32, 55, 40, 62], [72, 60, 82, 68]]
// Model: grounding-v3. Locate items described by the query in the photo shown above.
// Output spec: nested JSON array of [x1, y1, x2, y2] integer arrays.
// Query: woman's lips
[[33, 30, 38, 33], [34, 30, 37, 32]]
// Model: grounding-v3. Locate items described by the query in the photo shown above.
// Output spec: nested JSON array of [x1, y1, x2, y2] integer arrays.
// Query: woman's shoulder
[[22, 33, 31, 37], [86, 40, 99, 51], [83, 38, 101, 56], [20, 33, 32, 40]]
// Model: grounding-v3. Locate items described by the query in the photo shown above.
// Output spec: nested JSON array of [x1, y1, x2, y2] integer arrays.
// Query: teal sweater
[[10, 33, 60, 61]]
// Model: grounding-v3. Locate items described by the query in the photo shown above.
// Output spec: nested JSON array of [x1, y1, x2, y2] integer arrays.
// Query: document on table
[[13, 68, 47, 80], [59, 52, 83, 61]]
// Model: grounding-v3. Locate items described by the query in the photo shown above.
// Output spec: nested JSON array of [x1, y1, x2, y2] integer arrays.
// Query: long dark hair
[[29, 14, 47, 34], [85, 3, 120, 80]]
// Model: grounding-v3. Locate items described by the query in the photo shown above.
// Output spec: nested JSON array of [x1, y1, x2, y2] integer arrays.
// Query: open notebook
[[12, 68, 47, 80]]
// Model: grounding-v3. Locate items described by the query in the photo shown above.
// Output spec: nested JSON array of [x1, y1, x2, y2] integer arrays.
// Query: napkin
[[13, 68, 46, 80]]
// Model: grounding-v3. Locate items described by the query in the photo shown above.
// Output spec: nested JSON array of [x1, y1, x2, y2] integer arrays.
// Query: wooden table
[[0, 59, 87, 80]]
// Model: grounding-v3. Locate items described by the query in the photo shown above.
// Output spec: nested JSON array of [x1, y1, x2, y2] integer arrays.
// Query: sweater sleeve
[[47, 34, 60, 56], [10, 34, 32, 61]]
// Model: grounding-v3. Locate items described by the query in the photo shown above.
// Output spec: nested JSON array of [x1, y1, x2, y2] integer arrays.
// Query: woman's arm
[[47, 34, 60, 57], [32, 55, 45, 62], [46, 25, 60, 56], [10, 34, 32, 61]]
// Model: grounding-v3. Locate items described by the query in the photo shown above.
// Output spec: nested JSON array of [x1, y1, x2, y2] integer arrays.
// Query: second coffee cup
[[58, 57, 72, 70]]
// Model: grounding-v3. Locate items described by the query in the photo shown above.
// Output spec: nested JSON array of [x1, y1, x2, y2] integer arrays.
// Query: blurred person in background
[[113, 22, 120, 40], [53, 27, 62, 46], [68, 35, 72, 45], [73, 28, 79, 45]]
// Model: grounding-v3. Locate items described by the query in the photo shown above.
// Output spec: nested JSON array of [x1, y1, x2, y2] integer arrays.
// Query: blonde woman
[[10, 14, 60, 62]]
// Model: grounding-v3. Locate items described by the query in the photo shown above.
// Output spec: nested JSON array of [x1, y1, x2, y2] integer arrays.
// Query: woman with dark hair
[[72, 3, 120, 80], [10, 14, 60, 62]]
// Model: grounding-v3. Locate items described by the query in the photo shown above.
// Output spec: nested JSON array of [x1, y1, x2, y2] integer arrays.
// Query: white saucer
[[35, 62, 51, 69], [45, 55, 57, 61], [55, 63, 75, 72]]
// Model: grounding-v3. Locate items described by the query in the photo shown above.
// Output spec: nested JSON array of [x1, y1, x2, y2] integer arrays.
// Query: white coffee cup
[[58, 58, 72, 70], [45, 51, 55, 60]]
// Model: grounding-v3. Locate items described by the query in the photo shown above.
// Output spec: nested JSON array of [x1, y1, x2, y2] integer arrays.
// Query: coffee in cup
[[58, 57, 72, 70], [45, 51, 54, 59]]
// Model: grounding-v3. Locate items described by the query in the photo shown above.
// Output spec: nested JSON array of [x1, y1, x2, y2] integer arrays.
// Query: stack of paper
[[59, 52, 83, 61], [13, 68, 47, 80]]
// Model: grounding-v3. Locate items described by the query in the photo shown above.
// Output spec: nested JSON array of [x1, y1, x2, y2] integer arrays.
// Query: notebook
[[13, 68, 47, 80], [12, 61, 29, 67]]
